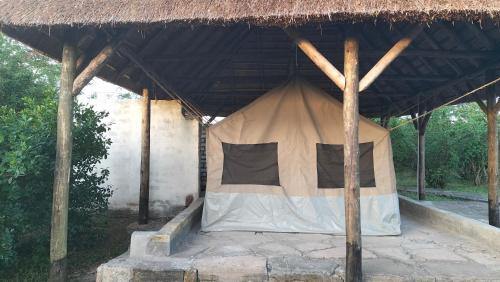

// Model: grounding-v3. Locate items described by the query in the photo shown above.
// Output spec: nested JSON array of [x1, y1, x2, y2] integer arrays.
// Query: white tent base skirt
[[202, 192, 401, 235]]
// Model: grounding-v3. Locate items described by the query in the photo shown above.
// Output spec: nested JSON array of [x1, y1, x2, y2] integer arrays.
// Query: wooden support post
[[49, 43, 76, 282], [285, 29, 346, 91], [486, 74, 500, 227], [417, 118, 426, 201], [343, 36, 362, 282], [380, 115, 390, 128], [413, 110, 431, 201], [138, 88, 151, 224]]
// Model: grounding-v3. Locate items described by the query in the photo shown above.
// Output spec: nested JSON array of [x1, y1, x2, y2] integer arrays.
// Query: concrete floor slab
[[409, 248, 468, 262], [98, 214, 500, 281]]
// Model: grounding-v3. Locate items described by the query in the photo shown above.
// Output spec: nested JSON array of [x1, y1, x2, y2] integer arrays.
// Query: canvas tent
[[202, 79, 400, 235]]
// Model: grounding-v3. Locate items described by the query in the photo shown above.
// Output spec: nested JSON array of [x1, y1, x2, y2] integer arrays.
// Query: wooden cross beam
[[285, 26, 422, 93], [72, 34, 127, 96], [359, 26, 423, 92], [285, 29, 346, 91], [419, 59, 500, 98], [118, 46, 203, 121]]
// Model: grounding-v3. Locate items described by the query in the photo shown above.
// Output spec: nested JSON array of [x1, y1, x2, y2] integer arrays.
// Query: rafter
[[285, 28, 345, 91], [118, 46, 204, 119], [359, 26, 423, 92], [438, 23, 479, 68], [419, 59, 500, 98], [466, 24, 496, 50], [73, 34, 127, 96], [418, 29, 464, 75], [476, 99, 488, 114], [191, 28, 254, 104]]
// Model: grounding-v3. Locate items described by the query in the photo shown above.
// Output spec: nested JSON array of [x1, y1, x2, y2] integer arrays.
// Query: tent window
[[221, 142, 280, 186], [317, 142, 376, 188]]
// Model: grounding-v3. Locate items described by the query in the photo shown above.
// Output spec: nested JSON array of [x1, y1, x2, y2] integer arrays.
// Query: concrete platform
[[97, 197, 500, 281], [97, 197, 500, 282]]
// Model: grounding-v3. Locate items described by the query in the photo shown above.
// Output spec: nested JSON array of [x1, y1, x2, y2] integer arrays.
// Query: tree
[[0, 34, 112, 275], [390, 103, 491, 189]]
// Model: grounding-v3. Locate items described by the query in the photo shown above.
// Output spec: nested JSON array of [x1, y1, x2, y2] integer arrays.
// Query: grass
[[398, 190, 450, 201], [396, 168, 488, 200]]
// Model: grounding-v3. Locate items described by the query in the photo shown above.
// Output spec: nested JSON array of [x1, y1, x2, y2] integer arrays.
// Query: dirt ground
[[68, 210, 174, 282]]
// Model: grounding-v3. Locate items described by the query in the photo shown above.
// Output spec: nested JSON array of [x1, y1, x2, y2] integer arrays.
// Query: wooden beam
[[343, 35, 362, 282], [419, 59, 500, 97], [466, 24, 496, 50], [359, 26, 423, 92], [149, 50, 500, 62], [285, 29, 345, 91], [138, 88, 151, 224], [410, 113, 419, 130], [49, 43, 77, 282], [418, 30, 464, 76], [169, 74, 454, 84], [486, 71, 500, 227], [380, 115, 391, 128], [118, 46, 203, 120], [358, 25, 422, 97], [438, 24, 479, 68], [72, 37, 125, 96], [476, 99, 487, 114], [417, 110, 431, 201]]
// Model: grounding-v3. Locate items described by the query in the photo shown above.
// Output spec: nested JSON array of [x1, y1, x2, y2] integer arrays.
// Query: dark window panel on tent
[[221, 142, 280, 186], [317, 142, 376, 188]]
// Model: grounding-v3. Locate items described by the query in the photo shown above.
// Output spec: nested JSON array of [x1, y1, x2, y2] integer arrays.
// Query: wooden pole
[[380, 115, 390, 128], [285, 29, 346, 91], [416, 110, 431, 201], [138, 88, 151, 224], [417, 119, 426, 200], [72, 38, 124, 96], [343, 36, 362, 282], [486, 83, 499, 227], [359, 26, 422, 92], [49, 42, 76, 282]]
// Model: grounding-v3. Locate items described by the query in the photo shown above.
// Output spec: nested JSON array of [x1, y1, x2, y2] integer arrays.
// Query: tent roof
[[0, 0, 499, 27]]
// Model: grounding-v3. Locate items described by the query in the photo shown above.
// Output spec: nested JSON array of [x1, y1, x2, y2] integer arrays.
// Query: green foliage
[[0, 34, 112, 276], [391, 103, 490, 189], [389, 118, 417, 170]]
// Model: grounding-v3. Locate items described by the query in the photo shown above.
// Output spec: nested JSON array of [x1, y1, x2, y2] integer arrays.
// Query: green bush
[[390, 103, 490, 189], [0, 34, 112, 275]]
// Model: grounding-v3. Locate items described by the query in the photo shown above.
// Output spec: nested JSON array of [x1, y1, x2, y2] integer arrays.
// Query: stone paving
[[100, 214, 500, 281]]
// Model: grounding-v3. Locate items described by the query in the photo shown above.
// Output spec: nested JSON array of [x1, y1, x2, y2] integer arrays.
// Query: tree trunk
[[343, 36, 362, 282], [138, 88, 151, 224], [49, 43, 76, 282]]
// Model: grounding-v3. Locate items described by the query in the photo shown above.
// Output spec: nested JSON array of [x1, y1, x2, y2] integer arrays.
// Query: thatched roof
[[0, 1, 499, 118], [0, 0, 499, 27]]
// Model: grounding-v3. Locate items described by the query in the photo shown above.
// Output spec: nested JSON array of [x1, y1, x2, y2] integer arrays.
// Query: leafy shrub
[[426, 167, 449, 189], [0, 34, 112, 274], [390, 104, 490, 189]]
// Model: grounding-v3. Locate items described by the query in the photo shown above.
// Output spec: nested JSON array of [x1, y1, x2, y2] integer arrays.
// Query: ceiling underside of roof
[[2, 20, 500, 118]]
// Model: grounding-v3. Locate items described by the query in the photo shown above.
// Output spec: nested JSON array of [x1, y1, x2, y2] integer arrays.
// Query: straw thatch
[[0, 0, 499, 27], [0, 1, 499, 118]]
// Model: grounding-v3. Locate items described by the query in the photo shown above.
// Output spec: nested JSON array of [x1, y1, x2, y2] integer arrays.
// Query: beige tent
[[202, 79, 401, 235]]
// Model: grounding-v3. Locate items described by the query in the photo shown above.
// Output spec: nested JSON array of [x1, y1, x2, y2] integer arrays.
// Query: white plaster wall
[[83, 96, 199, 217]]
